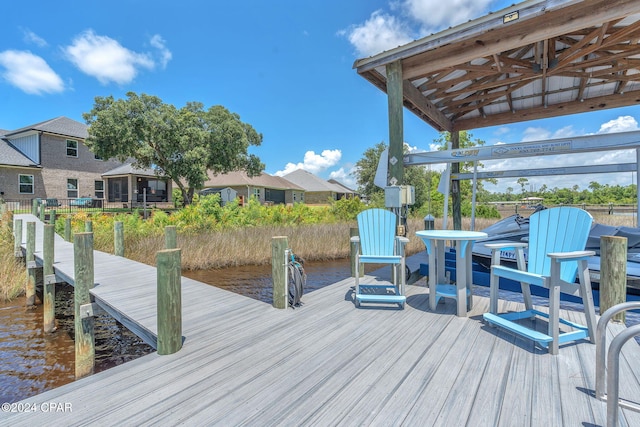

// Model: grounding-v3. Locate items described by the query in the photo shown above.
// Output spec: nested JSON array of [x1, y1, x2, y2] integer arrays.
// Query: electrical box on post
[[384, 186, 415, 207]]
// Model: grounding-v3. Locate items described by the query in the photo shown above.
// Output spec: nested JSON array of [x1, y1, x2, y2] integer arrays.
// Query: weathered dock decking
[[4, 214, 640, 426]]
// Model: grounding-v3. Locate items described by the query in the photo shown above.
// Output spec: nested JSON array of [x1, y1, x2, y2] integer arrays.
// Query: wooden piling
[[65, 217, 71, 241], [31, 199, 38, 216], [157, 248, 182, 355], [85, 220, 93, 232], [43, 224, 56, 332], [271, 236, 288, 309], [74, 232, 95, 378], [49, 209, 56, 225], [600, 235, 627, 323], [38, 201, 45, 222], [26, 221, 37, 306], [114, 221, 124, 256], [350, 227, 364, 278], [165, 225, 177, 249], [14, 218, 23, 257]]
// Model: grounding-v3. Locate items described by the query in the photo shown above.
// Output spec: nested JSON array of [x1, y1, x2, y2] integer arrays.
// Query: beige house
[[0, 116, 171, 205], [201, 170, 304, 205], [282, 169, 357, 204]]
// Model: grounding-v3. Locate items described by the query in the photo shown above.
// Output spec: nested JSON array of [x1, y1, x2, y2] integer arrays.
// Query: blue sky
[[1, 0, 639, 193]]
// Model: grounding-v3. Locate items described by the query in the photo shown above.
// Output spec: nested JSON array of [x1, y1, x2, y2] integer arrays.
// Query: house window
[[253, 188, 260, 198], [293, 192, 297, 201], [19, 174, 34, 194], [67, 179, 78, 198], [95, 180, 104, 199], [66, 140, 78, 157]]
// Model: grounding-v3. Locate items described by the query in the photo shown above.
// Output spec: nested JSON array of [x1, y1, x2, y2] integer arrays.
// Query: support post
[[31, 199, 38, 216], [85, 220, 93, 232], [14, 218, 23, 257], [26, 221, 36, 306], [271, 236, 288, 309], [157, 248, 182, 355], [39, 201, 45, 222], [165, 225, 177, 249], [49, 209, 56, 225], [43, 224, 56, 333], [600, 235, 627, 323], [65, 217, 71, 241], [386, 60, 404, 187], [114, 221, 124, 256], [74, 232, 95, 378], [350, 227, 363, 278], [451, 131, 462, 230]]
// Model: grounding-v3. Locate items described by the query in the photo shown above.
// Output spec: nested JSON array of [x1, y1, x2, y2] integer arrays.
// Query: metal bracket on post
[[79, 302, 105, 320]]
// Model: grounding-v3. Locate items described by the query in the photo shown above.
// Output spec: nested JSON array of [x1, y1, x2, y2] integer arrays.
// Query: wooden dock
[[4, 214, 640, 426]]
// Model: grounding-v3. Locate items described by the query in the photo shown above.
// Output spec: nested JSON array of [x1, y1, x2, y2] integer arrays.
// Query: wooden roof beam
[[453, 90, 640, 131], [402, 80, 453, 131]]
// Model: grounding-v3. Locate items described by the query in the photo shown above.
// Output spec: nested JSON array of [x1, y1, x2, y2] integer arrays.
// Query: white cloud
[[63, 30, 155, 84], [0, 50, 64, 94], [329, 167, 357, 188], [402, 0, 493, 33], [597, 115, 638, 134], [274, 149, 342, 176], [149, 34, 172, 69], [341, 10, 414, 57], [21, 28, 48, 47]]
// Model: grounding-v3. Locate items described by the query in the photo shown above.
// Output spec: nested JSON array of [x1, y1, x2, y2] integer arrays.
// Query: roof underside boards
[[202, 170, 304, 191], [354, 0, 640, 132]]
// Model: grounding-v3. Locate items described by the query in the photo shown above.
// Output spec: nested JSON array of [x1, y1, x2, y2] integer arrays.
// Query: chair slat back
[[527, 207, 593, 283], [357, 208, 397, 257]]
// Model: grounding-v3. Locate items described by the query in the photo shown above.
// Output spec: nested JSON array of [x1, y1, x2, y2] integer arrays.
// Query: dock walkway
[[4, 214, 640, 426]]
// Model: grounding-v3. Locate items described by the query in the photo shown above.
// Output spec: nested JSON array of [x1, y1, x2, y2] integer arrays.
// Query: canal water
[[0, 258, 352, 403]]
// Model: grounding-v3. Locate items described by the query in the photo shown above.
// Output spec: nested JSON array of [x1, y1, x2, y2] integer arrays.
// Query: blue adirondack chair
[[482, 207, 597, 354], [351, 208, 409, 309]]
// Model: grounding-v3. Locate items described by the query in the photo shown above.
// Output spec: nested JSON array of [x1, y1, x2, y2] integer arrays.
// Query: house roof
[[283, 169, 350, 193], [5, 116, 88, 139], [102, 163, 162, 178], [0, 139, 40, 168], [354, 0, 640, 132], [328, 179, 357, 194], [202, 170, 304, 191]]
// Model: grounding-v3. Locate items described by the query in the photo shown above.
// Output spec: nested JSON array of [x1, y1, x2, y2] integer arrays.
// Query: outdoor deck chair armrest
[[485, 242, 528, 250], [395, 236, 410, 245], [547, 250, 596, 261]]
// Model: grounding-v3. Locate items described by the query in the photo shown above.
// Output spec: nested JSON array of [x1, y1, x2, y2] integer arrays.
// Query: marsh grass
[[0, 212, 24, 301]]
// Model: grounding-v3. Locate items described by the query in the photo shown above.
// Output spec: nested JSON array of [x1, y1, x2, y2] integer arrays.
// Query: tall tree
[[83, 92, 264, 205]]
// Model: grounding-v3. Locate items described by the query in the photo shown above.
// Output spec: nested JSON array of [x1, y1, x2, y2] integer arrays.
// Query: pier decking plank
[[5, 214, 640, 426]]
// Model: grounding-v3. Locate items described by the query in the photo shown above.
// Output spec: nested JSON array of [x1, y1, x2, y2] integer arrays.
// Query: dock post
[[64, 217, 71, 241], [165, 225, 177, 249], [271, 236, 288, 309], [14, 218, 23, 257], [39, 201, 45, 222], [350, 228, 364, 278], [114, 221, 124, 256], [49, 209, 56, 225], [43, 224, 56, 332], [157, 248, 182, 355], [85, 220, 93, 232], [31, 199, 38, 216], [26, 221, 37, 306], [74, 232, 95, 378], [600, 235, 627, 323]]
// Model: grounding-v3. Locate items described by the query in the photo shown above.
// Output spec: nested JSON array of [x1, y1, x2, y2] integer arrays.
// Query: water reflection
[[184, 258, 352, 302], [0, 259, 352, 403]]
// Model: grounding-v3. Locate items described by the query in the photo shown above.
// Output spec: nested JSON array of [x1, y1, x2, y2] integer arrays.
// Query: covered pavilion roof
[[354, 0, 640, 133]]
